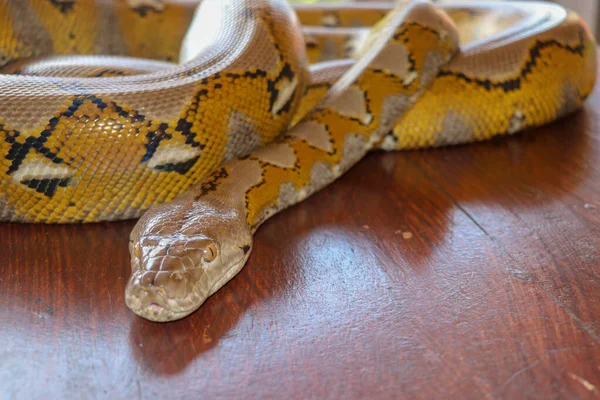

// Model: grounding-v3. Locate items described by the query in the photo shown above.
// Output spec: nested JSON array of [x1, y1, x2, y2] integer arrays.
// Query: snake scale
[[0, 0, 596, 321]]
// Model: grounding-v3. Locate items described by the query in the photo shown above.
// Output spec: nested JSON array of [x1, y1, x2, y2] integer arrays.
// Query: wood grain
[[2, 69, 600, 400]]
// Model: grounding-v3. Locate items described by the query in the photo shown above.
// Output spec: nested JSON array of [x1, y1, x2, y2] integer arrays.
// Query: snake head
[[125, 199, 252, 322]]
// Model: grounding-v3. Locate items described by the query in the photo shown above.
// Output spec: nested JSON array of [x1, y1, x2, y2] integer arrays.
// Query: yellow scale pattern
[[393, 21, 597, 148], [0, 4, 29, 66], [295, 9, 597, 150], [0, 75, 298, 222], [0, 0, 596, 224], [244, 22, 456, 227], [116, 2, 195, 61], [296, 6, 388, 27], [30, 0, 98, 55], [0, 0, 306, 223]]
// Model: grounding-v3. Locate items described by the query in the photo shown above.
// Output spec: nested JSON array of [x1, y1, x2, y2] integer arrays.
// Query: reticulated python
[[0, 0, 596, 321]]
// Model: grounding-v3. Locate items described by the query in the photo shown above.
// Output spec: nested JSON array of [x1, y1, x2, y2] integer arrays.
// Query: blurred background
[[552, 1, 598, 34], [291, 0, 599, 37]]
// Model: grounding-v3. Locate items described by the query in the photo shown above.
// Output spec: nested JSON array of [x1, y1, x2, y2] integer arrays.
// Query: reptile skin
[[0, 0, 596, 321], [0, 0, 308, 222]]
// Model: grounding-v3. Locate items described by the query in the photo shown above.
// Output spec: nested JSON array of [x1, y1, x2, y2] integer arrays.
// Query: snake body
[[0, 0, 308, 222], [0, 0, 596, 321]]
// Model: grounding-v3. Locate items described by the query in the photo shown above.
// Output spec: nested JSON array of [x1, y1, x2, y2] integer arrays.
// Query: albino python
[[0, 0, 596, 321]]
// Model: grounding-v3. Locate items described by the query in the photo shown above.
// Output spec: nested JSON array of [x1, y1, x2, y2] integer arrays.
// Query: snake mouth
[[125, 289, 202, 322], [127, 255, 248, 322], [132, 301, 198, 322]]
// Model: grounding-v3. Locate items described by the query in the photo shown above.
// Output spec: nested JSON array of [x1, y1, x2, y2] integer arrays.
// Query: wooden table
[[3, 73, 600, 400]]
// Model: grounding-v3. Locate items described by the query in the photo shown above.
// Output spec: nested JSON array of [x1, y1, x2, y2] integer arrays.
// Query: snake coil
[[0, 0, 595, 321]]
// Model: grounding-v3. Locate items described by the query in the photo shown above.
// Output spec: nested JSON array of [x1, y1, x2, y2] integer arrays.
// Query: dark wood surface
[[3, 74, 600, 400]]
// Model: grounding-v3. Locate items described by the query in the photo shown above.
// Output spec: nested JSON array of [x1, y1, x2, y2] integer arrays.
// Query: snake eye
[[134, 242, 142, 259], [203, 243, 218, 263]]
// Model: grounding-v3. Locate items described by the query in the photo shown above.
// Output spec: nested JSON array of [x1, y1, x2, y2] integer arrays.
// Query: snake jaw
[[125, 235, 215, 322], [124, 272, 207, 322], [125, 249, 251, 322], [125, 267, 209, 322]]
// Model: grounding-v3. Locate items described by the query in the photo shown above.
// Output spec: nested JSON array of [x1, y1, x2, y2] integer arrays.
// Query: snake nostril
[[171, 271, 183, 281], [133, 242, 142, 259]]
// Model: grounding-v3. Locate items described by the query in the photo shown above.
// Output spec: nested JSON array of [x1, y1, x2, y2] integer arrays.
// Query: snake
[[0, 0, 596, 321]]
